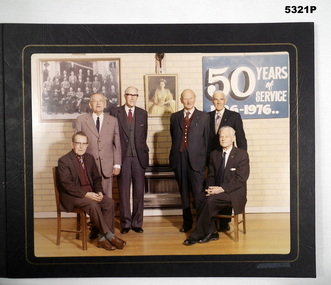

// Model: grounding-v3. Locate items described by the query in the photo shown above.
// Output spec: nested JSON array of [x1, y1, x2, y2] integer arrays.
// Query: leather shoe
[[132, 227, 144, 233], [179, 226, 192, 232], [120, 228, 130, 234], [198, 232, 219, 243], [109, 235, 126, 249], [97, 239, 116, 251], [183, 236, 197, 246]]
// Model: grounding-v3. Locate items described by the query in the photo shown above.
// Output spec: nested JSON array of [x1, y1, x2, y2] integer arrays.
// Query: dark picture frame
[[1, 23, 315, 278], [145, 74, 178, 116], [36, 56, 121, 121]]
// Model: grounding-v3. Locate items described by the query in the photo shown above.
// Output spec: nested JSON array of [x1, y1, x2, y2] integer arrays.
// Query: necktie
[[96, 116, 100, 133], [215, 113, 221, 133], [78, 155, 85, 169], [219, 151, 226, 184], [185, 111, 190, 120], [128, 109, 133, 124]]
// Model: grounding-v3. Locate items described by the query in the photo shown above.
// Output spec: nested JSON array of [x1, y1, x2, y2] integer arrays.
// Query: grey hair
[[218, 126, 236, 136]]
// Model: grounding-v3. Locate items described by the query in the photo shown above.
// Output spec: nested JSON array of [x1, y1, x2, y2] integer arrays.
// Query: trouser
[[118, 156, 145, 228], [174, 149, 206, 228], [73, 196, 115, 235], [190, 192, 231, 240]]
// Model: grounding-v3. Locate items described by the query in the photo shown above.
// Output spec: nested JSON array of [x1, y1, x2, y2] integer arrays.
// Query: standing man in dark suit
[[208, 90, 247, 231], [57, 132, 126, 250], [183, 126, 249, 245], [169, 89, 210, 233], [110, 86, 149, 234], [209, 90, 247, 152]]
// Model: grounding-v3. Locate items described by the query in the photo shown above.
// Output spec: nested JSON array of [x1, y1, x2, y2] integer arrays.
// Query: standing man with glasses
[[110, 87, 149, 234], [169, 89, 210, 233], [75, 93, 121, 239]]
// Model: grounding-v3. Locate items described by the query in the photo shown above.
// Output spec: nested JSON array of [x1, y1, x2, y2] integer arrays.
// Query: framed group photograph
[[145, 74, 178, 116], [37, 57, 121, 121]]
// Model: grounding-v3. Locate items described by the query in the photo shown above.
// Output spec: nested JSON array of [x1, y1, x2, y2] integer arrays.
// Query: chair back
[[52, 166, 62, 213]]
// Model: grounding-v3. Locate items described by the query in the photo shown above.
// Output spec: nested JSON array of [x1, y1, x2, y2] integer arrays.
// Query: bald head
[[180, 89, 196, 111]]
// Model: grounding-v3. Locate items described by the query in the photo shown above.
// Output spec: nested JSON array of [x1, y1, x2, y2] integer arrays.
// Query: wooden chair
[[213, 205, 246, 242], [52, 167, 87, 250]]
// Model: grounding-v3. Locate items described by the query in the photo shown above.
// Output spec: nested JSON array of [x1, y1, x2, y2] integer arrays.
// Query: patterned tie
[[215, 113, 221, 133], [77, 155, 85, 169], [128, 109, 133, 124], [185, 111, 190, 120], [219, 151, 226, 184], [96, 116, 100, 133]]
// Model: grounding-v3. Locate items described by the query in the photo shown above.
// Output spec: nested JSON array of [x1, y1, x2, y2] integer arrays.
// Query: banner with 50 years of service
[[203, 52, 289, 119]]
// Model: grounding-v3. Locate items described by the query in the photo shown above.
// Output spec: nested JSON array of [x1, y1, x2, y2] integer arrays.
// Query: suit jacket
[[75, 113, 121, 177], [110, 105, 149, 169], [208, 108, 247, 151], [57, 150, 103, 212], [169, 108, 210, 172], [206, 147, 249, 214]]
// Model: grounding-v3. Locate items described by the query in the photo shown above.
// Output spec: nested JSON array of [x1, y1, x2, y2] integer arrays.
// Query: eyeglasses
[[91, 100, 105, 103], [125, 93, 139, 97], [74, 142, 88, 146]]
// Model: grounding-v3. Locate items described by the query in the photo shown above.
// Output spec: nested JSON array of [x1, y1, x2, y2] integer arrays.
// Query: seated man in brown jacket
[[183, 126, 250, 245], [57, 131, 126, 251]]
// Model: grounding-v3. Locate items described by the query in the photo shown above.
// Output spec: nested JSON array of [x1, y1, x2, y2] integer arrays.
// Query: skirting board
[[34, 206, 290, 219]]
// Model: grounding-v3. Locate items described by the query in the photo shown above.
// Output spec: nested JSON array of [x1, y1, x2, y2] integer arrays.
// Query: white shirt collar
[[215, 108, 225, 117], [92, 112, 104, 125], [125, 105, 135, 115], [222, 145, 233, 154], [183, 108, 195, 117]]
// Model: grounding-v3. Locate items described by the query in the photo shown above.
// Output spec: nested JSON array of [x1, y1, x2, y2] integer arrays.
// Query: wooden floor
[[34, 213, 290, 257]]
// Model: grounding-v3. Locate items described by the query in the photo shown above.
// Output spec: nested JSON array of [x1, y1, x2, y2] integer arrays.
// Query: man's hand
[[205, 186, 224, 196], [113, 167, 121, 176], [85, 192, 103, 202]]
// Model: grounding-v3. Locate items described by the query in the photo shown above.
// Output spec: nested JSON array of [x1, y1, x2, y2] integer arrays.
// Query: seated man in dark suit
[[183, 126, 250, 245], [208, 90, 247, 231], [57, 131, 126, 251]]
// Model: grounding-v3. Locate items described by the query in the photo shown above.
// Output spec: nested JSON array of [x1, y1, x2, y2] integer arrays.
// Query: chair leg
[[56, 213, 61, 245], [233, 214, 239, 242], [81, 213, 87, 251], [242, 212, 246, 234], [76, 213, 81, 240]]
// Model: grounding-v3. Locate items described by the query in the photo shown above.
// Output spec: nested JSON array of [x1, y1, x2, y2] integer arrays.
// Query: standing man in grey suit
[[183, 126, 249, 245], [110, 86, 149, 234], [169, 89, 210, 233], [75, 93, 121, 239], [208, 90, 247, 231]]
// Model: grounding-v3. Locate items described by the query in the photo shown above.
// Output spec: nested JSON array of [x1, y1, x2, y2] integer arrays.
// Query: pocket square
[[230, 168, 236, 171]]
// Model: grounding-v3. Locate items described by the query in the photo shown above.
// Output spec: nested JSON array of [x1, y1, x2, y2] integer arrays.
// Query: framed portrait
[[1, 23, 315, 279], [145, 74, 178, 116], [36, 57, 121, 121]]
